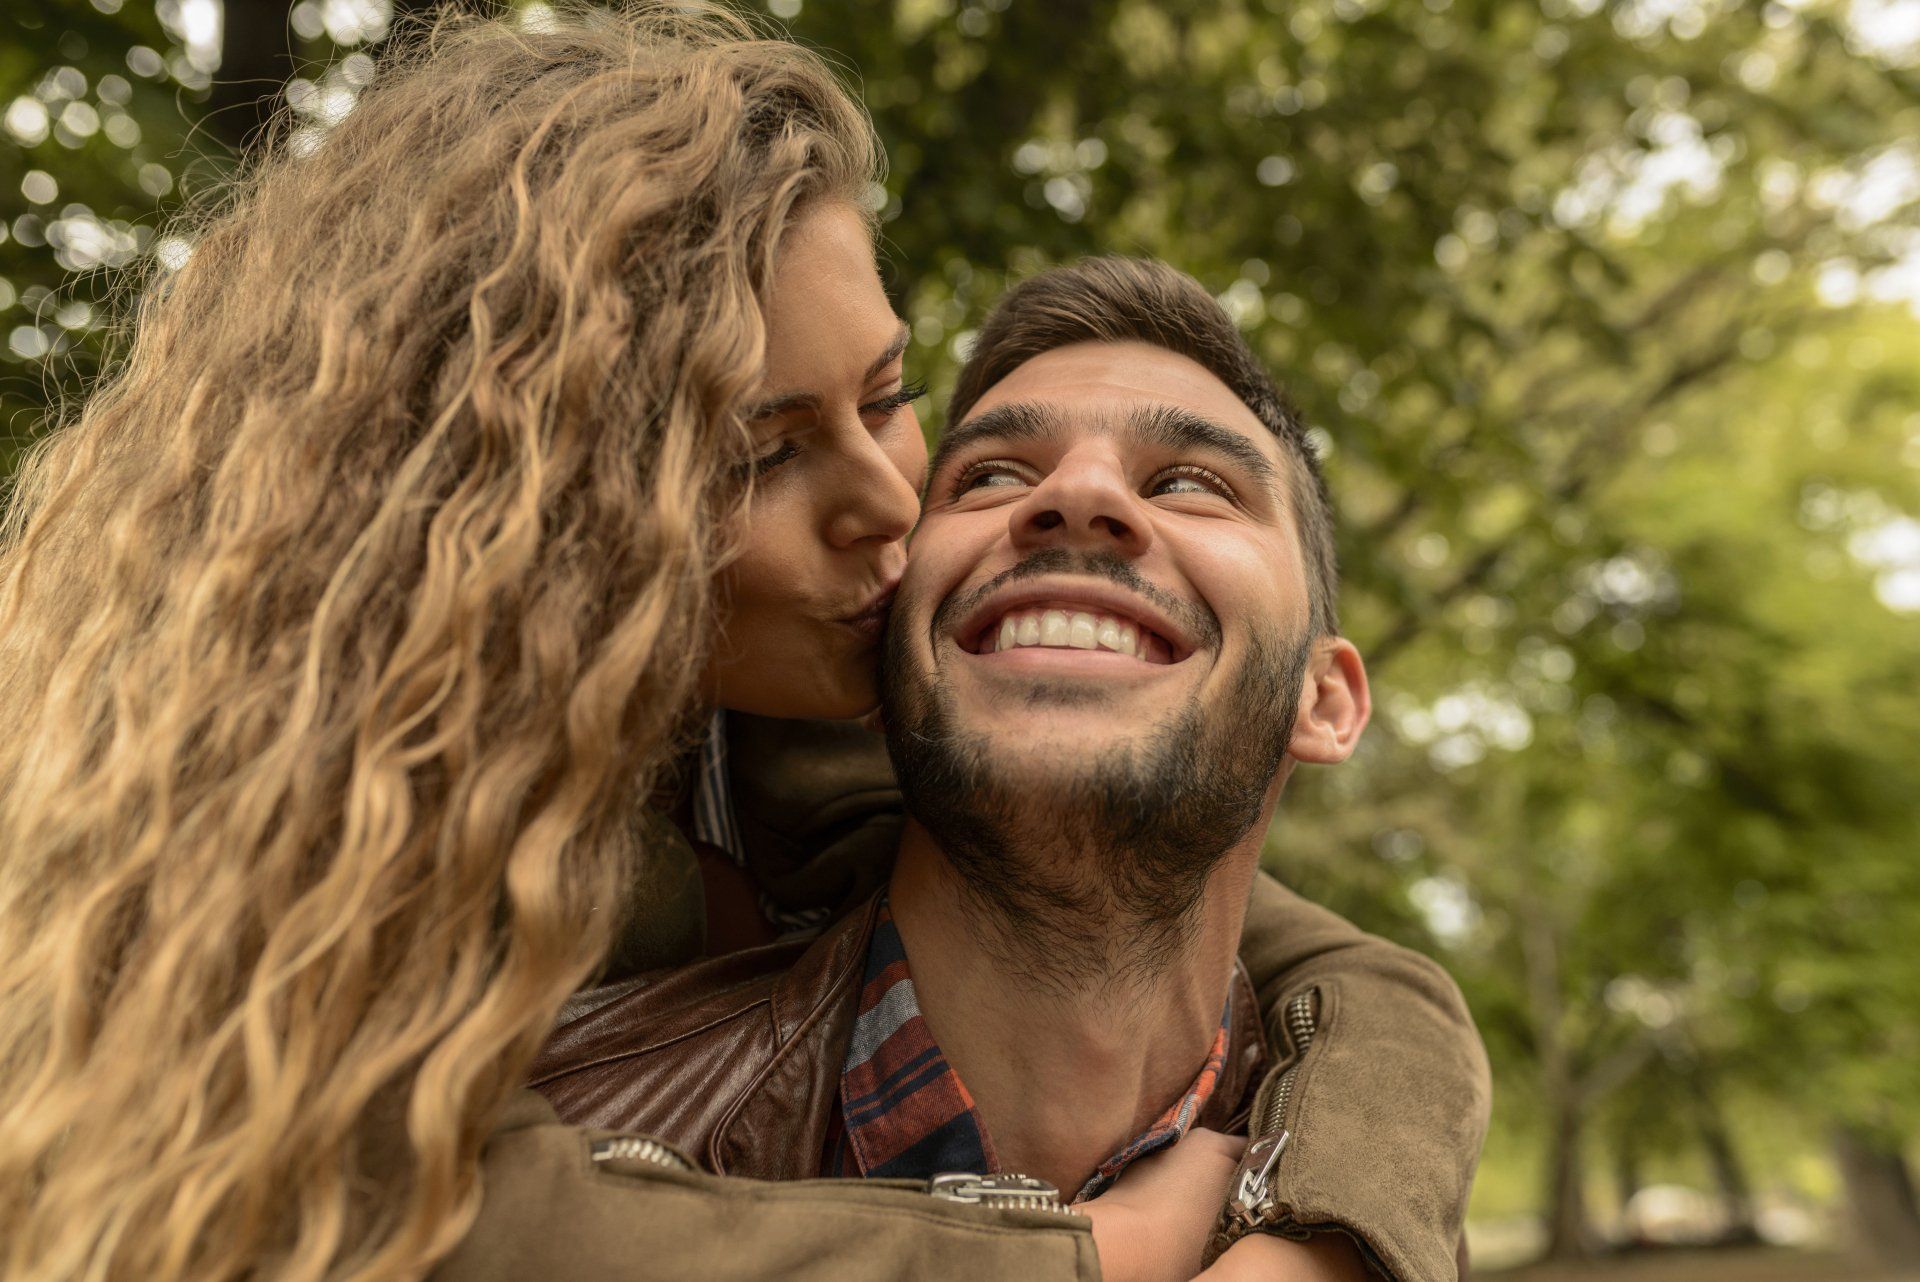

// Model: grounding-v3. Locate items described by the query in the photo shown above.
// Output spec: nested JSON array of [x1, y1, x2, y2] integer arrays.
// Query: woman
[[0, 7, 1482, 1282]]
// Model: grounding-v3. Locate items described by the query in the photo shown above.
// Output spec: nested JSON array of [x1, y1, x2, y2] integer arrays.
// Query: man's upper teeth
[[994, 608, 1144, 658]]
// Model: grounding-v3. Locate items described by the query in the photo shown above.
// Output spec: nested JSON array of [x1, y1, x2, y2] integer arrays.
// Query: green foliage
[[1, 1, 204, 457], [2, 0, 1917, 1251], [800, 0, 1920, 1247]]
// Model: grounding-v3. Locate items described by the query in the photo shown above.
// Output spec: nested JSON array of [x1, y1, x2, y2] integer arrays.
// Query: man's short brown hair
[[948, 256, 1339, 636]]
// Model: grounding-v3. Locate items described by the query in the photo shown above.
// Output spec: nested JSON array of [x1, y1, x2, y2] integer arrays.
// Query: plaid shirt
[[822, 898, 1235, 1203]]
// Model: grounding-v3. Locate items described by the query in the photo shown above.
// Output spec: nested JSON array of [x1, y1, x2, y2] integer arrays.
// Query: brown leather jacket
[[529, 893, 1272, 1178], [486, 716, 1490, 1282]]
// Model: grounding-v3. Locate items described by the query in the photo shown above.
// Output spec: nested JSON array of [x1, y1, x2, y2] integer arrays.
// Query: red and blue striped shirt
[[822, 898, 1238, 1202]]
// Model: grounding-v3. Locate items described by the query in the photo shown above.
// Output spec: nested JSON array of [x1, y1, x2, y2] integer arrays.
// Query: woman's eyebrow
[[864, 322, 912, 382], [745, 321, 911, 421]]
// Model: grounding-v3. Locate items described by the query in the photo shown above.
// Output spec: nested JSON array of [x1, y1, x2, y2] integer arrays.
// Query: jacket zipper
[[1258, 988, 1320, 1135], [1229, 987, 1320, 1230], [589, 1144, 1080, 1220], [590, 1135, 694, 1171], [927, 1172, 1082, 1216]]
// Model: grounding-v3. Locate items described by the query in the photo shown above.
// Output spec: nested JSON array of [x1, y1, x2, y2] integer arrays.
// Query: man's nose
[[823, 422, 919, 550], [1008, 448, 1151, 559]]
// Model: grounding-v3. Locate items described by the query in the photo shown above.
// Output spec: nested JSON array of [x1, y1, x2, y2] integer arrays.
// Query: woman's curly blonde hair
[[0, 5, 877, 1278]]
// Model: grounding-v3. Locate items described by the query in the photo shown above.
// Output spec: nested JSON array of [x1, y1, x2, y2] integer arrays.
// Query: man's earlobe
[[1286, 637, 1371, 765]]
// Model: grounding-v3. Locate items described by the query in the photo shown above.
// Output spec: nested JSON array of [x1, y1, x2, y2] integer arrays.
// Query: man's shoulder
[[529, 895, 881, 1175], [533, 939, 805, 1081]]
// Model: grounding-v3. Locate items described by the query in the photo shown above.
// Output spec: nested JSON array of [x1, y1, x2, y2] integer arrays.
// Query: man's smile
[[976, 604, 1174, 663], [946, 575, 1201, 680]]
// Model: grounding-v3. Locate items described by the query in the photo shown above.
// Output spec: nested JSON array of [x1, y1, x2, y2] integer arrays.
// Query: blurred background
[[3, 0, 1917, 1276]]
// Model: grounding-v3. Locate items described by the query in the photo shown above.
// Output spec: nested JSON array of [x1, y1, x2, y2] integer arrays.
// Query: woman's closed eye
[[862, 378, 927, 421], [749, 378, 926, 477], [749, 439, 802, 476]]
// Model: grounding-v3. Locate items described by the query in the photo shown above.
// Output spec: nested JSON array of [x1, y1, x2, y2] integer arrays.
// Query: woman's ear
[[1287, 636, 1371, 765]]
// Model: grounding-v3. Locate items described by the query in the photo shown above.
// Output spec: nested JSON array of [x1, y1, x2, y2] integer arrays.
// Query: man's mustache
[[926, 547, 1221, 651]]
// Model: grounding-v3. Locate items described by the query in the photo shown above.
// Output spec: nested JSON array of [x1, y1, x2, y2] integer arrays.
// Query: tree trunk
[[201, 1, 299, 155], [202, 2, 464, 158], [1613, 1129, 1643, 1242], [1832, 1125, 1920, 1267], [1520, 909, 1598, 1260], [1690, 1072, 1759, 1243], [1543, 1092, 1597, 1259]]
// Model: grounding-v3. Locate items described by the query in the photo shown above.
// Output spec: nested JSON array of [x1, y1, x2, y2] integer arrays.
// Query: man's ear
[[1287, 636, 1370, 765]]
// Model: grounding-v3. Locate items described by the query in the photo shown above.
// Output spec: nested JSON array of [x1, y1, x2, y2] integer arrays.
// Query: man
[[532, 259, 1488, 1281]]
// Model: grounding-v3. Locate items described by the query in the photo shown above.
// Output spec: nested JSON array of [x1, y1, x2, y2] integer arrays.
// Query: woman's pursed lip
[[836, 580, 901, 633]]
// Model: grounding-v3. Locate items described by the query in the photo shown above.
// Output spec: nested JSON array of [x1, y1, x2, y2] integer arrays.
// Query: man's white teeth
[[989, 609, 1152, 659]]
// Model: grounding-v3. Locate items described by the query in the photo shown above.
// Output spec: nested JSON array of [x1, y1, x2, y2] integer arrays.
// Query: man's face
[[882, 340, 1331, 946], [893, 340, 1313, 783]]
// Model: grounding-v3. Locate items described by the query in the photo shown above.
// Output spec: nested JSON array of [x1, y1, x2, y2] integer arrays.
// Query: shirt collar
[[833, 897, 1257, 1202], [690, 709, 746, 865]]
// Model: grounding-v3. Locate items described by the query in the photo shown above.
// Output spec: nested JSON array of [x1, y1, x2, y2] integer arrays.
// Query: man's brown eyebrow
[[745, 321, 911, 421], [927, 402, 1057, 480], [1129, 403, 1280, 493], [929, 400, 1279, 498]]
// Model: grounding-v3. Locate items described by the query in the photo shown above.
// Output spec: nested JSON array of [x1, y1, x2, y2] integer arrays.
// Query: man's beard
[[881, 549, 1311, 993]]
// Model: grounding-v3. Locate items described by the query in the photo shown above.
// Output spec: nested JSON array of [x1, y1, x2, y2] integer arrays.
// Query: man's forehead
[[963, 340, 1279, 461]]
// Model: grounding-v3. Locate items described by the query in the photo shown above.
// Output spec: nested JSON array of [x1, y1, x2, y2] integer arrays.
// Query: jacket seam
[[709, 897, 878, 1171], [527, 997, 775, 1086]]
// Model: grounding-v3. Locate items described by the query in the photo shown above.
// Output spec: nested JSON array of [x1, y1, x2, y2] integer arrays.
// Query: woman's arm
[[1228, 873, 1491, 1282], [443, 1090, 1244, 1282]]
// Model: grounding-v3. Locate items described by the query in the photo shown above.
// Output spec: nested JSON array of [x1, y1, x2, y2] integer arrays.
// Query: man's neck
[[886, 821, 1259, 1196]]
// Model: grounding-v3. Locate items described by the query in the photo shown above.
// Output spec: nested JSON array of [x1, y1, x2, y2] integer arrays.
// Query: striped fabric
[[689, 710, 747, 864], [690, 710, 831, 933], [823, 898, 1234, 1203]]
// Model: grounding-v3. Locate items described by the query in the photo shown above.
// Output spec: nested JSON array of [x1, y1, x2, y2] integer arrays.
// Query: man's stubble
[[881, 550, 1311, 994]]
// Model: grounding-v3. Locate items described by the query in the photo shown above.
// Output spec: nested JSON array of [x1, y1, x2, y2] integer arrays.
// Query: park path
[[1484, 1246, 1920, 1282]]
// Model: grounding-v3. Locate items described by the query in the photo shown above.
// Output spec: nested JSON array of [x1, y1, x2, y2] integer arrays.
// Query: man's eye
[[953, 463, 1028, 494], [1150, 467, 1230, 498]]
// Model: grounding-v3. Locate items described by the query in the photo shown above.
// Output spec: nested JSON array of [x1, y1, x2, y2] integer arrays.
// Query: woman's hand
[[1081, 1128, 1245, 1282]]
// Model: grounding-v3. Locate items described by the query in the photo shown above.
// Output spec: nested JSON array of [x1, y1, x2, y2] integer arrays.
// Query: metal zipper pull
[[1227, 1130, 1291, 1230], [590, 1134, 694, 1172], [927, 1172, 1081, 1215]]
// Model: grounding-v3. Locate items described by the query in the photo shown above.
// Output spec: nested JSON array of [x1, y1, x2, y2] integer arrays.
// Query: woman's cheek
[[890, 412, 930, 492]]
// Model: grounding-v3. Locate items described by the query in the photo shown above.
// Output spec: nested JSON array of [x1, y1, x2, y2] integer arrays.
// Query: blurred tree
[[2, 0, 1917, 1265], [1, 1, 203, 449]]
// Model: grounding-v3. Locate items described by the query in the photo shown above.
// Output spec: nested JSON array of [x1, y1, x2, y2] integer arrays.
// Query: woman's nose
[[824, 424, 921, 550]]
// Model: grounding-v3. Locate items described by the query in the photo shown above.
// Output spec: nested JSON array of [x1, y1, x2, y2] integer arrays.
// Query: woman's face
[[707, 201, 926, 719]]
